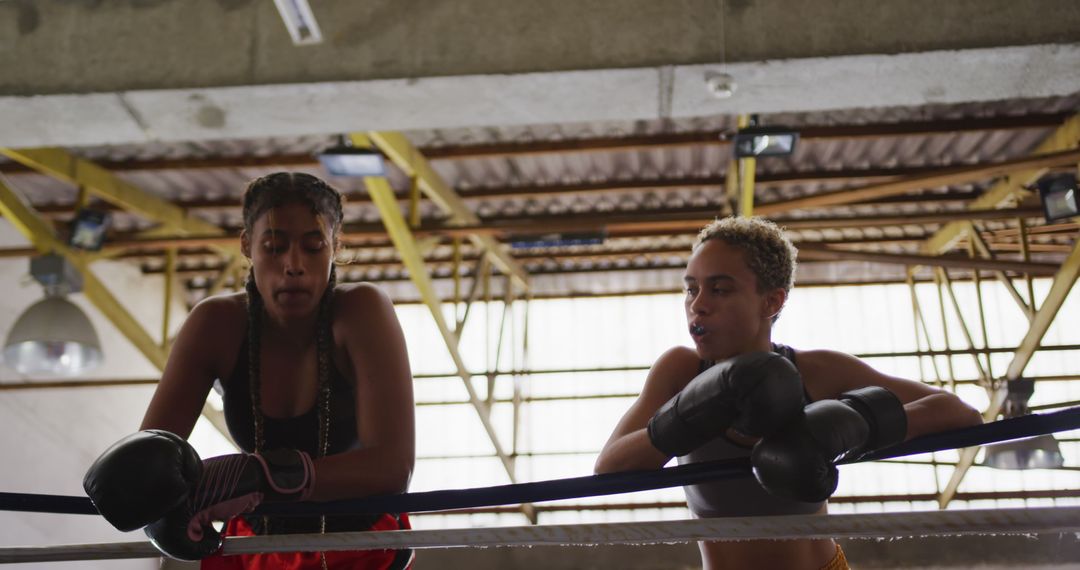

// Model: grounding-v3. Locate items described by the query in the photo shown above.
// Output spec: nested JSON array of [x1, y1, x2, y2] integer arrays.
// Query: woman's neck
[[744, 325, 773, 354]]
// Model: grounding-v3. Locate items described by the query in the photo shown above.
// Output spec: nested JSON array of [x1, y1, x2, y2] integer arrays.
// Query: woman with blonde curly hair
[[595, 216, 981, 570]]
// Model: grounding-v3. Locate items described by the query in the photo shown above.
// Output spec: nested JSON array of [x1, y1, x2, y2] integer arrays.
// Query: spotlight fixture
[[1036, 173, 1078, 222], [68, 208, 110, 251], [317, 136, 387, 178], [981, 379, 1065, 470], [2, 255, 102, 377], [731, 115, 799, 158]]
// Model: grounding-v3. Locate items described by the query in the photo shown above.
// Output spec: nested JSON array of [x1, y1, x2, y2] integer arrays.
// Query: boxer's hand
[[751, 386, 907, 502], [83, 430, 202, 532], [146, 448, 316, 560], [647, 351, 805, 457]]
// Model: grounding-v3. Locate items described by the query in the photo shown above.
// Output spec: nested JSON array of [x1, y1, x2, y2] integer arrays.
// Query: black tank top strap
[[771, 342, 813, 403], [770, 342, 797, 365]]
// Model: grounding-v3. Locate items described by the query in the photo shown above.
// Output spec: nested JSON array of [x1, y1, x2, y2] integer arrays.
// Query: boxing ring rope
[[1, 407, 1078, 563], [5, 506, 1080, 563]]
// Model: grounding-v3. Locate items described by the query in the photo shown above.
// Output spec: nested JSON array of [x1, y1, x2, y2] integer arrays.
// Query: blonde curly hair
[[695, 216, 798, 293]]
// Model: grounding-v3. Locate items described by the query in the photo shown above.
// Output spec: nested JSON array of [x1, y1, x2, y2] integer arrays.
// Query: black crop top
[[221, 338, 360, 455]]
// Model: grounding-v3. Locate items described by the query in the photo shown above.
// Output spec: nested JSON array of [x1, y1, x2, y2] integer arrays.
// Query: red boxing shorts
[[200, 513, 412, 570]]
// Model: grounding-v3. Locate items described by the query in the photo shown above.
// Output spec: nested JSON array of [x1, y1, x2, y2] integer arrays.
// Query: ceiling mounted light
[[1036, 173, 1078, 222], [273, 0, 323, 45], [68, 208, 110, 251], [732, 115, 799, 158], [2, 255, 102, 377], [509, 231, 606, 249], [981, 379, 1065, 470], [317, 136, 387, 178]]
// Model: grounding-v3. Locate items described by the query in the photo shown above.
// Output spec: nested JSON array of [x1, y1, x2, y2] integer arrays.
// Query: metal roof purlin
[[0, 147, 227, 238]]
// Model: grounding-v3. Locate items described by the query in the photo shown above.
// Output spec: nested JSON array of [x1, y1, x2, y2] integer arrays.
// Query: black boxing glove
[[145, 448, 316, 561], [647, 351, 805, 458], [751, 386, 908, 502], [82, 430, 202, 532]]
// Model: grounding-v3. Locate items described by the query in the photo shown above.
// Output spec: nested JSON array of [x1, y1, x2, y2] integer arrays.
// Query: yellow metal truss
[[362, 132, 530, 290], [0, 179, 168, 370], [932, 114, 1080, 508]]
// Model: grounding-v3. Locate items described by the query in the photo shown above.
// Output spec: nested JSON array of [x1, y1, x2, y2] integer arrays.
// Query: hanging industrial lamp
[[3, 255, 102, 377], [981, 379, 1065, 470]]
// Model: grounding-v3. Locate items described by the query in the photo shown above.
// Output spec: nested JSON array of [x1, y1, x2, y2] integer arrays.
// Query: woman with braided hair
[[103, 172, 416, 568]]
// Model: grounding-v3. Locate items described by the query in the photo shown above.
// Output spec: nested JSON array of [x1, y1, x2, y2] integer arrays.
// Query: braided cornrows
[[242, 172, 344, 235]]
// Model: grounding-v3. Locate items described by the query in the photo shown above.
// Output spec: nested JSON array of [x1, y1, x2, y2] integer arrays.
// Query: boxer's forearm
[[903, 392, 983, 440], [595, 429, 672, 474]]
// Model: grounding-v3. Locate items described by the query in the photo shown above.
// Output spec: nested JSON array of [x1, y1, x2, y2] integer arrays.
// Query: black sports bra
[[220, 337, 359, 455]]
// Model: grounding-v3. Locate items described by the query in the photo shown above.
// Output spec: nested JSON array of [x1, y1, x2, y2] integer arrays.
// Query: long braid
[[315, 266, 336, 550], [245, 269, 264, 453], [315, 265, 337, 459], [244, 269, 271, 534]]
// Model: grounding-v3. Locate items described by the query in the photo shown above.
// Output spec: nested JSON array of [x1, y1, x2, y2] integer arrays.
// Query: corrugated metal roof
[[0, 92, 1076, 300]]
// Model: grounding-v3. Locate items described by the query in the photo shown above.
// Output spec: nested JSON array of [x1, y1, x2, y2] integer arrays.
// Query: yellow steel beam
[[207, 254, 247, 298], [361, 132, 530, 290], [0, 148, 226, 237], [937, 387, 1008, 509], [757, 147, 1080, 217], [0, 179, 168, 370], [964, 222, 1033, 317], [736, 115, 756, 218], [1004, 237, 1080, 380], [939, 236, 1080, 508], [363, 178, 522, 476], [923, 114, 1080, 254]]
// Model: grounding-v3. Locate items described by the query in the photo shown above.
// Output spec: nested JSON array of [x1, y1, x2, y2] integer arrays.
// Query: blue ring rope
[[2, 406, 1077, 518]]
